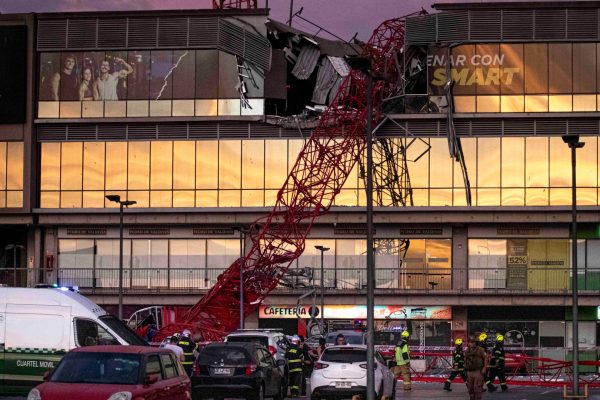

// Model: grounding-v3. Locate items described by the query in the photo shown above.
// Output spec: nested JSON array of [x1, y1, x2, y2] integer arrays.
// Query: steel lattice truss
[[155, 18, 408, 342], [212, 0, 257, 9]]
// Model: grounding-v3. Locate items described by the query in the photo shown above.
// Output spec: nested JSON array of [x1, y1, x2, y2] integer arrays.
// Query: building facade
[[0, 2, 599, 361]]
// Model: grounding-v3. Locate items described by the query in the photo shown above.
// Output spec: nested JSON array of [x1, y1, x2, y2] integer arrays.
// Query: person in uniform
[[393, 330, 411, 391], [486, 334, 508, 392], [177, 329, 196, 377], [465, 337, 487, 400], [286, 336, 304, 397], [443, 337, 467, 391]]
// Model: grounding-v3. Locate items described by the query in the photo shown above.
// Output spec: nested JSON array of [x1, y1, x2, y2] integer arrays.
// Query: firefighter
[[286, 336, 304, 397], [177, 329, 196, 377], [443, 337, 467, 391], [486, 334, 508, 392], [393, 330, 411, 391]]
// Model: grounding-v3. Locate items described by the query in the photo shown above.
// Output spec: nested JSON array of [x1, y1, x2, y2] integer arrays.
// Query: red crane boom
[[156, 18, 407, 341]]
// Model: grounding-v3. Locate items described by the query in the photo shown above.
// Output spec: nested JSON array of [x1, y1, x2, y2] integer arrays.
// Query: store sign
[[259, 305, 451, 320], [428, 46, 523, 95]]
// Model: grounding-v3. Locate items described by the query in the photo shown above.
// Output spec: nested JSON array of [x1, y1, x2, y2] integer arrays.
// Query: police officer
[[177, 329, 196, 377], [486, 334, 508, 392], [286, 336, 304, 397], [443, 338, 467, 391], [394, 330, 411, 391], [476, 332, 490, 392]]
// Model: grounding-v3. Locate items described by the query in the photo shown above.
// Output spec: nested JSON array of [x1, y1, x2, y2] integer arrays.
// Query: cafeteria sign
[[259, 305, 451, 320]]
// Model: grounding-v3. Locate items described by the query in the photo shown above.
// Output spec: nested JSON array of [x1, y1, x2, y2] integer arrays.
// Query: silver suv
[[225, 329, 290, 372]]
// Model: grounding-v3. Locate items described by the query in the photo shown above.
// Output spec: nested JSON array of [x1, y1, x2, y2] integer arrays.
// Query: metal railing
[[2, 267, 599, 294]]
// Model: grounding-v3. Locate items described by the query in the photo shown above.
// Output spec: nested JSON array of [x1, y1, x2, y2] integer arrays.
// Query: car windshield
[[99, 315, 147, 346], [326, 332, 364, 344], [226, 336, 269, 347], [50, 352, 141, 384], [321, 348, 367, 363], [200, 346, 251, 365]]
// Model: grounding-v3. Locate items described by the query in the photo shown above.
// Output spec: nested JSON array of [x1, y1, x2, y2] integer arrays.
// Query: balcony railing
[[1, 267, 598, 294]]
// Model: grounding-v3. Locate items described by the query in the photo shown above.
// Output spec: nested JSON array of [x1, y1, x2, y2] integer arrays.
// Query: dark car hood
[[37, 382, 143, 400]]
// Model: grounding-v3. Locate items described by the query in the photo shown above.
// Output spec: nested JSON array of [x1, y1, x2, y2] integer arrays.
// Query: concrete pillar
[[452, 227, 468, 290], [452, 306, 468, 340], [245, 310, 259, 329]]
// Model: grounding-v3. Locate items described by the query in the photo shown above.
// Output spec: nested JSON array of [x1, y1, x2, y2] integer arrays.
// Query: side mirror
[[144, 374, 159, 385], [42, 371, 51, 381], [276, 359, 286, 367]]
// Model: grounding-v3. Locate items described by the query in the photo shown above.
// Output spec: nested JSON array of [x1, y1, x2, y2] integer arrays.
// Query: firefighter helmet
[[496, 334, 504, 342], [401, 330, 410, 338], [478, 332, 488, 342], [454, 338, 463, 346]]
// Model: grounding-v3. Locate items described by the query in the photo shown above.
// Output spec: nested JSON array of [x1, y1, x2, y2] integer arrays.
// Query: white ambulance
[[0, 287, 146, 395]]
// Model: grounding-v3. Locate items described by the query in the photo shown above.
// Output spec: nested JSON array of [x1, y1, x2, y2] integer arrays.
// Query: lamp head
[[315, 245, 330, 252], [561, 134, 585, 149], [122, 200, 137, 206], [105, 194, 121, 203]]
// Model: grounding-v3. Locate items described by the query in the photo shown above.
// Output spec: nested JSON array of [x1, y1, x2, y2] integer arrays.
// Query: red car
[[27, 345, 190, 400]]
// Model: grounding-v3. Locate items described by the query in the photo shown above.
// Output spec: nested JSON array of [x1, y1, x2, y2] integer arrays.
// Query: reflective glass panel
[[576, 136, 596, 187], [477, 188, 500, 206], [173, 141, 195, 190], [453, 138, 476, 189], [548, 44, 572, 94], [265, 140, 287, 189], [61, 142, 83, 190], [501, 188, 524, 206], [501, 137, 524, 187], [477, 138, 500, 187], [83, 142, 105, 190], [241, 140, 264, 189], [195, 50, 219, 99], [196, 141, 218, 189], [105, 142, 128, 190], [172, 50, 195, 99], [219, 189, 240, 207], [150, 50, 173, 100], [173, 190, 195, 207], [407, 138, 430, 188], [0, 142, 5, 190], [500, 44, 524, 95], [219, 140, 241, 189], [218, 52, 239, 99], [500, 95, 524, 112], [150, 141, 173, 190], [475, 44, 500, 95], [524, 44, 548, 94], [429, 138, 452, 188], [476, 96, 499, 112], [127, 51, 150, 100], [41, 143, 61, 191], [549, 137, 570, 187], [573, 43, 596, 94], [525, 137, 548, 187], [128, 141, 150, 190]]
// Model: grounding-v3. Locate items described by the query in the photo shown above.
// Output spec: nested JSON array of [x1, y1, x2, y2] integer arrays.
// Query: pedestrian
[[393, 330, 411, 391], [476, 332, 490, 392], [486, 334, 508, 392], [443, 337, 467, 391], [298, 335, 312, 396], [286, 336, 304, 397], [164, 335, 185, 362], [316, 337, 326, 358], [177, 329, 196, 377], [464, 337, 487, 400]]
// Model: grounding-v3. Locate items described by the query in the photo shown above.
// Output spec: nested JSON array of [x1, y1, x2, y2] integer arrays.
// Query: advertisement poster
[[259, 305, 452, 320]]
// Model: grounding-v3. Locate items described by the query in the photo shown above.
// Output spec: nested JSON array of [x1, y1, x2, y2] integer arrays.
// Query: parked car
[[325, 330, 367, 345], [26, 345, 190, 400], [192, 342, 286, 400], [225, 329, 289, 372], [310, 345, 396, 400], [1, 287, 147, 395]]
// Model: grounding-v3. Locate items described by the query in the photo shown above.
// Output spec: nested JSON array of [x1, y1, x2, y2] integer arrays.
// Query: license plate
[[335, 381, 352, 389], [213, 367, 232, 375]]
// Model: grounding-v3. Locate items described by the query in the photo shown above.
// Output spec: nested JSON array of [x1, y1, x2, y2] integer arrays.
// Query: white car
[[310, 345, 396, 400]]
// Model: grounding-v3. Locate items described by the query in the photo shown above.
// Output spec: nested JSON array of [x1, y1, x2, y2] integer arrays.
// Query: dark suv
[[192, 342, 286, 400]]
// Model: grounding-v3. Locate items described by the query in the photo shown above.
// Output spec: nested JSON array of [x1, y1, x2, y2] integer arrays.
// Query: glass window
[[195, 50, 219, 99], [549, 137, 571, 187], [83, 142, 105, 190], [577, 136, 597, 187], [6, 142, 23, 191], [502, 137, 524, 187], [548, 44, 572, 94], [160, 353, 178, 378], [475, 44, 500, 95], [105, 142, 128, 190], [173, 141, 195, 190], [128, 141, 150, 190], [61, 142, 83, 190], [242, 140, 264, 189], [524, 44, 548, 94], [0, 142, 5, 191], [207, 239, 238, 269], [525, 137, 548, 187], [573, 43, 596, 94], [451, 45, 476, 95], [150, 50, 173, 100], [265, 140, 288, 189], [196, 141, 218, 189], [429, 138, 452, 188], [477, 138, 500, 187], [173, 50, 195, 99], [219, 52, 239, 99], [453, 138, 476, 190], [74, 318, 119, 347], [219, 140, 241, 189], [145, 354, 163, 379], [39, 53, 62, 101], [128, 51, 150, 100], [500, 44, 524, 95], [150, 141, 173, 190]]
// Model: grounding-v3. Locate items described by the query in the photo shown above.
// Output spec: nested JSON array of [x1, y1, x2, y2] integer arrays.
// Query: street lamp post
[[232, 226, 250, 329], [345, 55, 379, 400], [562, 134, 585, 396], [5, 244, 24, 287], [314, 245, 330, 332], [106, 195, 136, 321]]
